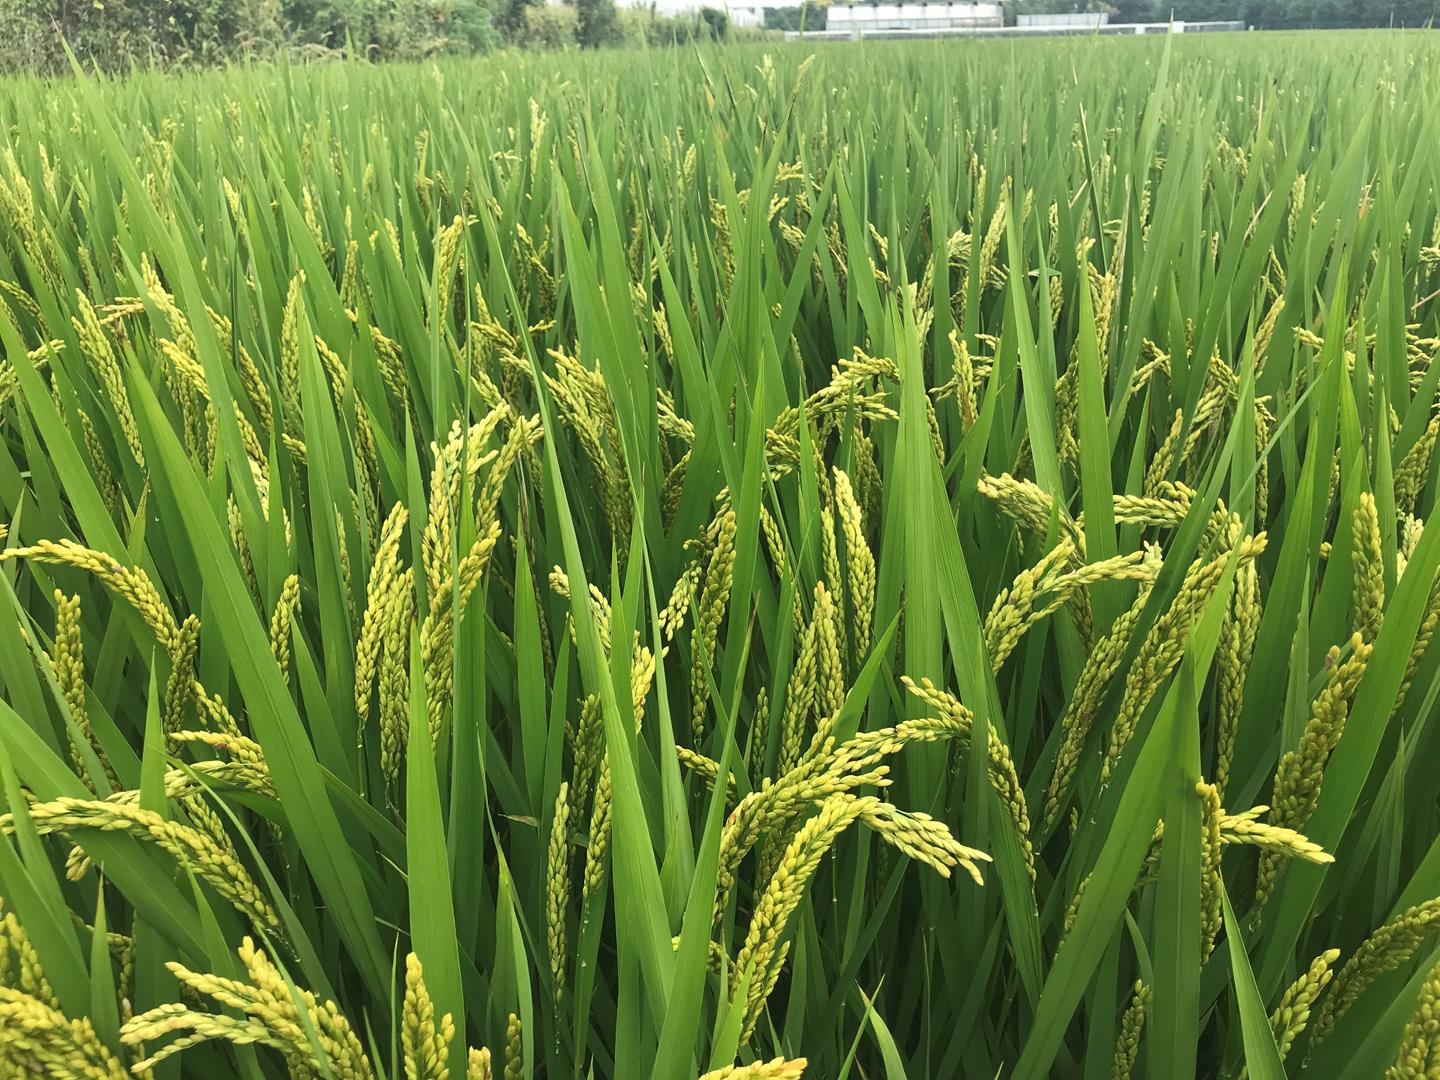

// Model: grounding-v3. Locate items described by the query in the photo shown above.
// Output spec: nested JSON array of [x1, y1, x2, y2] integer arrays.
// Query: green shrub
[[699, 4, 729, 37], [577, 0, 620, 46], [517, 4, 578, 48], [764, 3, 827, 31]]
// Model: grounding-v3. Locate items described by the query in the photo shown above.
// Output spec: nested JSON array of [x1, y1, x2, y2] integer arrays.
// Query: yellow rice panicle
[[1111, 981, 1150, 1080], [1388, 955, 1440, 1079], [698, 1057, 808, 1079], [1270, 949, 1341, 1062], [402, 954, 455, 1080], [1311, 897, 1440, 1049]]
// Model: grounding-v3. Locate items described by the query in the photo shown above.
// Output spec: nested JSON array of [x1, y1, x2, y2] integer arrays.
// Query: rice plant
[[1, 30, 1439, 1079]]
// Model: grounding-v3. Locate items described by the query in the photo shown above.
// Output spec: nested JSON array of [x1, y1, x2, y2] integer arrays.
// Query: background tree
[[577, 0, 618, 47], [699, 4, 729, 37], [765, 3, 828, 31]]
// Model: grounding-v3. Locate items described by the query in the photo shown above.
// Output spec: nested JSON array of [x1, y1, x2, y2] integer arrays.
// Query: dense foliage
[[0, 0, 502, 71], [2, 29, 1440, 1080], [764, 4, 827, 31], [0, 0, 759, 73], [7, 0, 750, 72]]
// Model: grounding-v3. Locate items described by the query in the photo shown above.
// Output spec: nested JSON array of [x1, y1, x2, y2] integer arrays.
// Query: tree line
[[0, 0, 744, 73]]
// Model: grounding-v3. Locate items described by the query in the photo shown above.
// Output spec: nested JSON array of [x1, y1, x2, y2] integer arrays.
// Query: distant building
[[602, 0, 1004, 31], [728, 3, 769, 26], [827, 2, 1003, 32], [788, 8, 1242, 39], [1016, 11, 1108, 28]]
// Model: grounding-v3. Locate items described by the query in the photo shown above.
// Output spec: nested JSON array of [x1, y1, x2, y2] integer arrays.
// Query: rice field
[[1, 29, 1439, 1080]]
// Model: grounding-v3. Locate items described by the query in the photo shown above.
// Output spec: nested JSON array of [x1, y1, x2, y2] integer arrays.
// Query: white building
[[727, 3, 769, 26], [787, 7, 1241, 39], [827, 3, 1003, 32], [1016, 11, 1109, 27], [598, 0, 1012, 32]]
